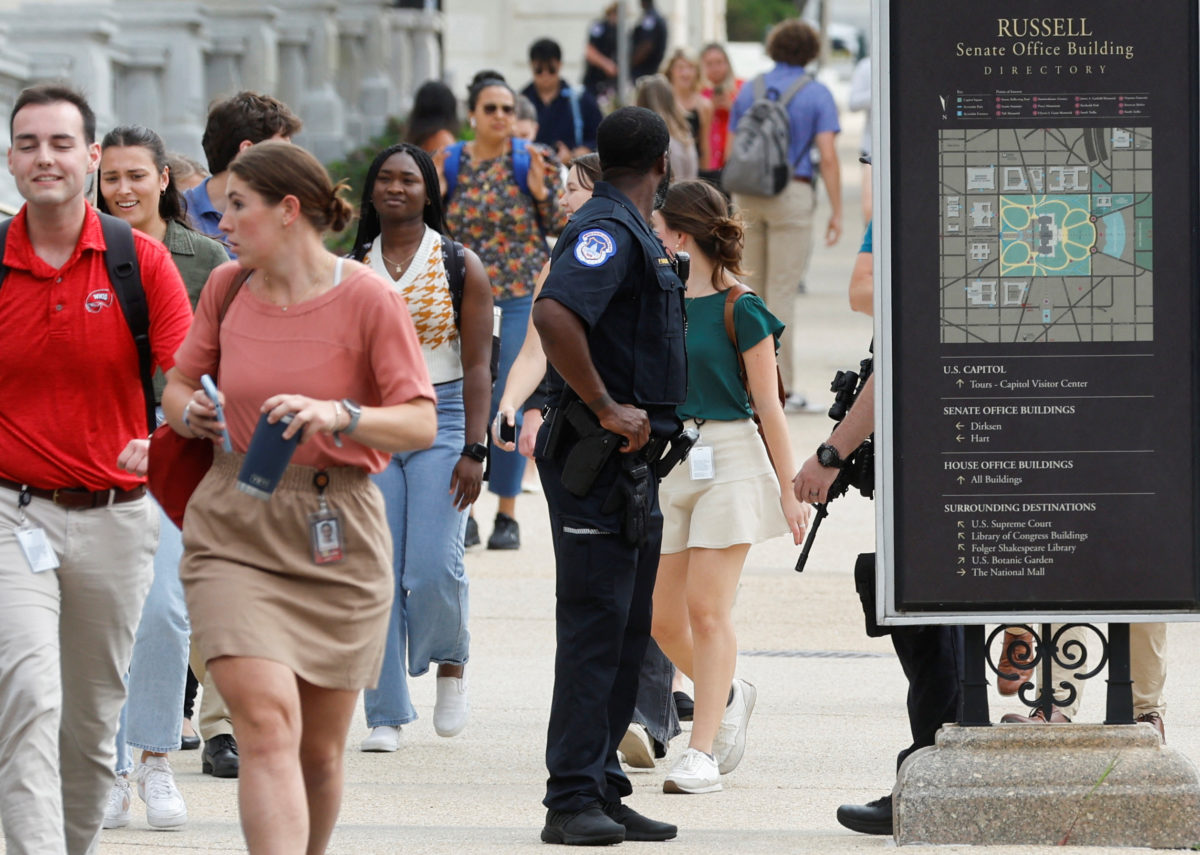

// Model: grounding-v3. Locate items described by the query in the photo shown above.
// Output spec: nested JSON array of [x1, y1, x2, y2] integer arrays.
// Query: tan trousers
[[733, 180, 816, 394], [0, 494, 156, 855], [188, 641, 234, 740], [1020, 623, 1166, 718]]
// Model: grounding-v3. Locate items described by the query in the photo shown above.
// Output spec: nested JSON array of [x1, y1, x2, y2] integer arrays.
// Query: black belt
[[0, 478, 146, 509]]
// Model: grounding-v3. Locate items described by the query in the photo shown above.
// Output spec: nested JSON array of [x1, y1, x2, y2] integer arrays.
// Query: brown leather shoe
[[996, 629, 1035, 696], [1136, 712, 1165, 741], [1000, 706, 1070, 724]]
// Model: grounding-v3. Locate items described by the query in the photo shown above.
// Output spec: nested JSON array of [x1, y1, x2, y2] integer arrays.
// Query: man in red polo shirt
[[0, 83, 191, 853]]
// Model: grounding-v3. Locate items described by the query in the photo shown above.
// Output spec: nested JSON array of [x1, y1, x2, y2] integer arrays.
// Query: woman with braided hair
[[349, 143, 494, 750], [648, 179, 809, 795]]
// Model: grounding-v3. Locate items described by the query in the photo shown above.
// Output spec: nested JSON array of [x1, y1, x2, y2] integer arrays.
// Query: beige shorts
[[659, 418, 788, 553]]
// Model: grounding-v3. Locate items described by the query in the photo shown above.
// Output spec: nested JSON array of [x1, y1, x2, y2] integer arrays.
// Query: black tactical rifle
[[795, 354, 875, 572]]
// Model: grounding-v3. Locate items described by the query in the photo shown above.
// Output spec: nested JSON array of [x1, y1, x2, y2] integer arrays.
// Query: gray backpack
[[723, 73, 813, 197]]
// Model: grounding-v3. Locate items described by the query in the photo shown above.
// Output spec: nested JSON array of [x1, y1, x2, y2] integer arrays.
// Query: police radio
[[671, 251, 690, 285]]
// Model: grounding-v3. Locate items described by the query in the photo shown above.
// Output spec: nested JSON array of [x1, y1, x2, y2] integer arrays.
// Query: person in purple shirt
[[729, 19, 842, 409]]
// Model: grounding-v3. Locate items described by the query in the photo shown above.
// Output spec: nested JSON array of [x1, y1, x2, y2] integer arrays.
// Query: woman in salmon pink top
[[162, 141, 436, 855]]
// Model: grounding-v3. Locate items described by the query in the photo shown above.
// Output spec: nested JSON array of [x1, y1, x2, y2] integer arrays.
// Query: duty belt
[[0, 478, 146, 509]]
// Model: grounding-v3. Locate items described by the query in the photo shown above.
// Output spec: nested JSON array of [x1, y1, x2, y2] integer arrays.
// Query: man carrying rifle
[[793, 221, 964, 836]]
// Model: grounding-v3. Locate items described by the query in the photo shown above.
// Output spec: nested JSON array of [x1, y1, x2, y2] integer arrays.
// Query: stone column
[[275, 0, 344, 161], [109, 1, 209, 159], [112, 44, 167, 133]]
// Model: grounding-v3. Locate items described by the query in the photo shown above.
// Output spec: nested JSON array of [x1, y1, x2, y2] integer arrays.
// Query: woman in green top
[[649, 180, 809, 795]]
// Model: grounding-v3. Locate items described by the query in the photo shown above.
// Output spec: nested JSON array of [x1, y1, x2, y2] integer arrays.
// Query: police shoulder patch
[[574, 228, 617, 267]]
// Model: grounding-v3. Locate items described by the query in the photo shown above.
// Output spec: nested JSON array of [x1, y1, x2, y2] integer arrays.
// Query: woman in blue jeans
[[442, 70, 564, 549], [350, 143, 493, 750], [98, 125, 229, 830]]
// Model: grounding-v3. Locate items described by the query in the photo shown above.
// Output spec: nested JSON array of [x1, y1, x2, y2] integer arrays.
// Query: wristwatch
[[461, 442, 488, 463], [340, 399, 362, 435], [816, 442, 844, 469]]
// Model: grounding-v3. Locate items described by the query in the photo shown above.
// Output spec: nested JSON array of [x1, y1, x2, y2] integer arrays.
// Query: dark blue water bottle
[[236, 413, 299, 499]]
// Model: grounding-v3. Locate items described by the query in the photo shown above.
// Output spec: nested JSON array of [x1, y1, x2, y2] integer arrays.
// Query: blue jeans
[[631, 639, 680, 749], [488, 293, 532, 499], [115, 500, 190, 773], [364, 381, 470, 727]]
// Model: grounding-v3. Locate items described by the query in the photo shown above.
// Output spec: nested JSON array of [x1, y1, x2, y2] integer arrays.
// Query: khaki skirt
[[180, 453, 393, 691], [659, 417, 789, 553]]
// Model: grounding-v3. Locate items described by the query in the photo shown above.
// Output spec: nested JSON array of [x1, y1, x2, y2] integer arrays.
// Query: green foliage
[[727, 0, 807, 43]]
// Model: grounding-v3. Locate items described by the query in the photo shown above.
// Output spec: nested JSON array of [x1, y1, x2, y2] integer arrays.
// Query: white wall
[[442, 0, 726, 101]]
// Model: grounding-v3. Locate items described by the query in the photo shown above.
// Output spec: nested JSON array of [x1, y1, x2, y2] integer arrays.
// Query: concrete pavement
[[11, 102, 1199, 855]]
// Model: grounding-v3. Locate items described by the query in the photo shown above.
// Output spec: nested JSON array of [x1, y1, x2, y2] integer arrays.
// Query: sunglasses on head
[[482, 103, 515, 115]]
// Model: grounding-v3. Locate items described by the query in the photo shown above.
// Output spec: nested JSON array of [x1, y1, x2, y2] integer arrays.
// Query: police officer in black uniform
[[533, 106, 684, 846]]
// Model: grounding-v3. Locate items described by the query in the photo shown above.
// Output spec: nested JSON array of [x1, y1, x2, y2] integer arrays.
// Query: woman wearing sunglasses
[[440, 70, 564, 551]]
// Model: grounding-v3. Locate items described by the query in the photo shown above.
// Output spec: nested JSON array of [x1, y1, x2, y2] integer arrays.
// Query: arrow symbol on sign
[[958, 569, 966, 576], [956, 379, 964, 388], [957, 557, 965, 565], [956, 476, 966, 484], [956, 422, 965, 430], [957, 521, 965, 529], [957, 532, 965, 540], [957, 544, 965, 552], [956, 435, 965, 443]]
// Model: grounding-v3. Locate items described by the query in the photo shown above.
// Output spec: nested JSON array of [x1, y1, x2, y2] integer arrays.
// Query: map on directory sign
[[939, 126, 1152, 344]]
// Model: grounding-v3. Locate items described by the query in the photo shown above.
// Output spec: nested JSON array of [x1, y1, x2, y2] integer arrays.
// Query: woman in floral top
[[442, 70, 563, 550]]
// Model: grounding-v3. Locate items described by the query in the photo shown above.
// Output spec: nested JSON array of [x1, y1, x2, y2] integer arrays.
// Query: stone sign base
[[895, 723, 1200, 847]]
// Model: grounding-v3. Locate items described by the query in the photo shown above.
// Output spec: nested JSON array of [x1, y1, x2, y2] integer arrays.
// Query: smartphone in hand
[[500, 418, 516, 444], [200, 374, 233, 453]]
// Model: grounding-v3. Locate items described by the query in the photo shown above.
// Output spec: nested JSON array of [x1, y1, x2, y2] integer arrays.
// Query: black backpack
[[0, 213, 156, 434]]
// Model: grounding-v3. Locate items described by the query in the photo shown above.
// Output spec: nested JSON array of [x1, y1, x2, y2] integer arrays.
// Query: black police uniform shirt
[[538, 181, 686, 436], [630, 7, 668, 81]]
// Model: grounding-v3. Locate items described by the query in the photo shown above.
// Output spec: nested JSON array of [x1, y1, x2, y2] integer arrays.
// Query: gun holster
[[854, 552, 889, 637], [654, 427, 699, 480], [559, 399, 623, 497], [602, 457, 652, 547]]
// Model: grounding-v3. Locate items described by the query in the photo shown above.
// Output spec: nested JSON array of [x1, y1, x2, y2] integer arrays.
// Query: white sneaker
[[102, 776, 132, 829], [135, 756, 187, 829], [663, 747, 722, 794], [360, 725, 402, 752], [713, 677, 757, 775], [433, 672, 469, 737], [618, 723, 655, 768]]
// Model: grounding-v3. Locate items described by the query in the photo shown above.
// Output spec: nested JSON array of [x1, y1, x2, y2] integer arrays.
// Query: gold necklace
[[379, 251, 408, 276], [379, 244, 418, 278], [262, 267, 328, 311]]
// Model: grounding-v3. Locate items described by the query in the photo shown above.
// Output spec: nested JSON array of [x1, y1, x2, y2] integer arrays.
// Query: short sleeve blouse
[[173, 261, 436, 473], [678, 290, 784, 422], [444, 142, 562, 302]]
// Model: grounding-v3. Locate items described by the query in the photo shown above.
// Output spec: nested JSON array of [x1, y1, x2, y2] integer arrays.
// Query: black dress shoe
[[180, 733, 201, 751], [603, 802, 677, 841], [673, 691, 694, 722], [836, 794, 893, 835], [201, 733, 239, 778], [541, 806, 624, 845]]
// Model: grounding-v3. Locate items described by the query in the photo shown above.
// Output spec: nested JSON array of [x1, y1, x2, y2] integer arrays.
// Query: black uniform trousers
[[538, 450, 664, 812], [891, 622, 964, 770]]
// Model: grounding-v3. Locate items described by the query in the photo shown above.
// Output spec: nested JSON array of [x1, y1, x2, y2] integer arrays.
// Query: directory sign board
[[875, 2, 1200, 622]]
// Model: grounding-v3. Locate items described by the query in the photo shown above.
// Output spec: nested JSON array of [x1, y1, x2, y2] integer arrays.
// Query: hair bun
[[327, 185, 355, 234]]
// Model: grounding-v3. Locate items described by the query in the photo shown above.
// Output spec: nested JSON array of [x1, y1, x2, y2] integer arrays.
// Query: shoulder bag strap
[[98, 213, 156, 433]]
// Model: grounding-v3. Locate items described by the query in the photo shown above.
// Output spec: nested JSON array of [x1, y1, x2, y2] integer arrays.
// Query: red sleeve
[[365, 283, 436, 407], [172, 261, 240, 381], [135, 233, 193, 373]]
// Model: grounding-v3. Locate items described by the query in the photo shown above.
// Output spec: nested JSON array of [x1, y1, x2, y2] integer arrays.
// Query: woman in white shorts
[[649, 180, 809, 794]]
